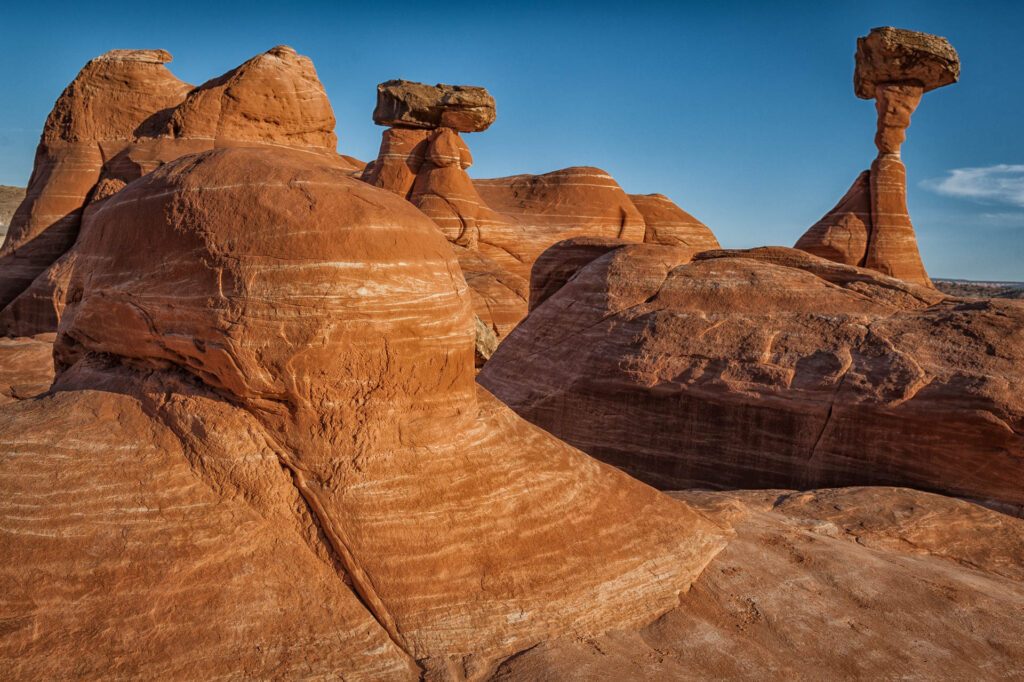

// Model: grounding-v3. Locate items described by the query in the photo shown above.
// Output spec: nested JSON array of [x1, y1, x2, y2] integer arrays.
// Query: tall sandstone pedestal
[[796, 27, 960, 287]]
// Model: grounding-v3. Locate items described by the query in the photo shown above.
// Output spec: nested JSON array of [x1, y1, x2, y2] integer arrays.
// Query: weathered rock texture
[[454, 244, 529, 343], [373, 79, 496, 132], [0, 186, 25, 236], [494, 486, 1024, 680], [854, 26, 960, 99], [478, 242, 1024, 509], [0, 334, 54, 404], [0, 50, 191, 321], [796, 27, 959, 287], [0, 46, 348, 337], [1, 146, 729, 677], [630, 192, 721, 254]]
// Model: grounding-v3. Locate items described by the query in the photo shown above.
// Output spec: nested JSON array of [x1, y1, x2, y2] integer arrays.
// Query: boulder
[[478, 243, 1024, 509], [854, 26, 960, 100], [373, 79, 496, 132], [3, 146, 728, 676]]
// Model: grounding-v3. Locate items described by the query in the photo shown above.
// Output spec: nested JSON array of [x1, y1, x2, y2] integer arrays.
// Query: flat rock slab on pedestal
[[373, 79, 496, 132], [854, 26, 960, 99]]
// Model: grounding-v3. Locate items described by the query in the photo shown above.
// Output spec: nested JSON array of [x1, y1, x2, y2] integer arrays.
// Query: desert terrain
[[0, 26, 1020, 681]]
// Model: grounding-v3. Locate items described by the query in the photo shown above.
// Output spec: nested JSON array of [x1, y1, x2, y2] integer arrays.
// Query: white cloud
[[921, 164, 1024, 207]]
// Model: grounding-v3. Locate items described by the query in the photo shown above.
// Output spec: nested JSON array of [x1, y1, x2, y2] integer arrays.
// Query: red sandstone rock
[[865, 151, 931, 285], [361, 89, 718, 341], [2, 147, 728, 676], [453, 244, 529, 342], [373, 79, 496, 132], [527, 236, 638, 311], [0, 334, 54, 404], [360, 127, 431, 198], [478, 243, 1024, 509], [0, 46, 346, 337], [408, 128, 511, 250], [629, 193, 720, 253], [165, 45, 336, 150], [0, 50, 192, 316], [795, 171, 871, 266], [494, 487, 1024, 679], [473, 167, 647, 280]]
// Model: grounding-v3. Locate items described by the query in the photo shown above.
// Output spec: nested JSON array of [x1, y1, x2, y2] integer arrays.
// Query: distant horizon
[[1, 0, 1021, 280]]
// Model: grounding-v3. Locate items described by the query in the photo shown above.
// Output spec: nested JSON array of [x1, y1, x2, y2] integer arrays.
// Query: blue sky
[[1, 0, 1021, 280]]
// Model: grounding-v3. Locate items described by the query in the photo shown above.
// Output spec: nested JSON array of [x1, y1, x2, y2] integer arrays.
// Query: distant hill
[[933, 278, 1024, 300], [0, 185, 25, 240]]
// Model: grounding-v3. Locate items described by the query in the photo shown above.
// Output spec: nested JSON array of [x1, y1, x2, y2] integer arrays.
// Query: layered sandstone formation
[[0, 46, 354, 337], [0, 334, 54, 404], [360, 80, 716, 344], [629, 192, 721, 254], [0, 146, 729, 678], [495, 487, 1024, 679], [479, 241, 1024, 509], [796, 27, 960, 286], [0, 50, 192, 323], [4, 322, 1024, 677]]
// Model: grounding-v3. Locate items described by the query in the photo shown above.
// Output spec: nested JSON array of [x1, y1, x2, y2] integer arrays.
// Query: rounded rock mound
[[58, 145, 477, 449], [6, 145, 732, 674]]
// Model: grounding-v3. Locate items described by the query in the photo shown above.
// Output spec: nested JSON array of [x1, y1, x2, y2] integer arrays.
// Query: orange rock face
[[2, 146, 729, 676], [0, 50, 191, 320], [0, 45, 346, 337], [479, 243, 1024, 509], [630, 193, 720, 254], [796, 27, 959, 287], [360, 82, 718, 346], [472, 167, 647, 280], [795, 171, 872, 266], [0, 334, 54, 404], [361, 127, 431, 198], [453, 244, 530, 342]]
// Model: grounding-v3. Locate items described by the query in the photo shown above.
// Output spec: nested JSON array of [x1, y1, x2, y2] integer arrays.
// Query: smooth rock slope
[[494, 486, 1024, 680]]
